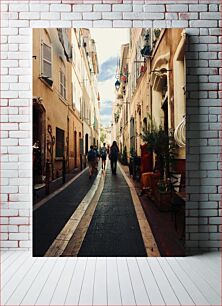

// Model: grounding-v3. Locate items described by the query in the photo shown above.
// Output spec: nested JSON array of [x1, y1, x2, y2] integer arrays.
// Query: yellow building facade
[[113, 28, 186, 175], [33, 28, 100, 186]]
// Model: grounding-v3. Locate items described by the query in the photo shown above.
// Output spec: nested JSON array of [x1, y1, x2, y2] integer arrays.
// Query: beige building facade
[[33, 28, 100, 186], [112, 28, 186, 174]]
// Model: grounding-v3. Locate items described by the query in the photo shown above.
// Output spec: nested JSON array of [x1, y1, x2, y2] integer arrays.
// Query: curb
[[33, 167, 88, 212], [44, 169, 103, 257], [118, 162, 160, 257]]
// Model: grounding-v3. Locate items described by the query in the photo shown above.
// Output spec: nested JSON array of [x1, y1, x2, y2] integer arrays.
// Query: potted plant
[[142, 118, 177, 210], [121, 146, 128, 165]]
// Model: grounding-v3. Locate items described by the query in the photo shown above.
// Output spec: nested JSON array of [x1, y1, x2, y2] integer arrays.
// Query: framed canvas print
[[32, 28, 186, 257]]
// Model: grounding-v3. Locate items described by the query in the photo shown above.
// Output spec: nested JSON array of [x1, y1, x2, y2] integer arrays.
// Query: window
[[42, 42, 52, 79], [60, 70, 66, 100], [56, 128, 64, 158]]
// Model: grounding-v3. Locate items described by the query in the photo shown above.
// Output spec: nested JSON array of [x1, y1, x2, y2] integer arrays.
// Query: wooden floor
[[1, 251, 221, 305]]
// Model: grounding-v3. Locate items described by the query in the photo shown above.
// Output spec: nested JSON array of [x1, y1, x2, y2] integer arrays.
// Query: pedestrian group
[[87, 141, 119, 178]]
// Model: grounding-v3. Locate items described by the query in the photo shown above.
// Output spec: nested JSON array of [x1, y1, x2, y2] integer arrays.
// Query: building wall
[[33, 28, 73, 178], [1, 1, 221, 253]]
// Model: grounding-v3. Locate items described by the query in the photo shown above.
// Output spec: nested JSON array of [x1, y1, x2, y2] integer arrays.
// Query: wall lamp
[[151, 68, 172, 73]]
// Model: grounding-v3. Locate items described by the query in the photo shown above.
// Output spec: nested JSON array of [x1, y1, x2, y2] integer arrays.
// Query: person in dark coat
[[109, 141, 119, 175]]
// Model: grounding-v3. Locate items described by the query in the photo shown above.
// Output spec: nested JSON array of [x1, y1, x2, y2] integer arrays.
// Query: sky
[[90, 29, 129, 127]]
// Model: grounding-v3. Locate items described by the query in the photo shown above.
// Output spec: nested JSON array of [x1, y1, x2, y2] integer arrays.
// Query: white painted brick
[[1, 113, 8, 122], [40, 12, 60, 20], [209, 217, 222, 225], [9, 3, 29, 12], [19, 28, 31, 36], [9, 44, 18, 52], [1, 4, 8, 11], [9, 115, 29, 123], [189, 4, 207, 12], [19, 44, 31, 52], [9, 233, 29, 240], [112, 4, 132, 11], [19, 139, 30, 146], [113, 20, 132, 27], [190, 20, 218, 28], [172, 20, 188, 28], [8, 146, 29, 154], [72, 20, 93, 28], [123, 12, 164, 19], [143, 5, 165, 12], [1, 19, 8, 28], [2, 28, 18, 36], [19, 241, 31, 248], [93, 20, 113, 27], [1, 139, 18, 147], [19, 210, 30, 217], [0, 215, 8, 224], [1, 169, 18, 178], [19, 12, 40, 19], [102, 12, 122, 19], [50, 4, 71, 12], [19, 154, 31, 162], [61, 12, 82, 20], [8, 35, 29, 44], [209, 60, 221, 67], [9, 68, 31, 75], [2, 75, 18, 83], [2, 123, 18, 131], [18, 91, 32, 99], [1, 233, 10, 240], [9, 99, 29, 107], [179, 12, 198, 20], [10, 178, 30, 186], [166, 4, 188, 12], [200, 12, 221, 19], [1, 225, 18, 233], [83, 12, 102, 20], [133, 5, 143, 12], [153, 20, 172, 28], [1, 132, 9, 140], [29, 4, 49, 12], [209, 75, 221, 83], [19, 170, 31, 178], [1, 208, 19, 216], [1, 91, 19, 99], [50, 20, 72, 27], [1, 99, 9, 107], [1, 60, 18, 68], [94, 4, 111, 11], [9, 20, 30, 28], [9, 155, 19, 162], [165, 13, 178, 20], [209, 4, 219, 11], [73, 4, 92, 12], [0, 241, 18, 248], [19, 226, 29, 233], [9, 83, 30, 91], [133, 20, 143, 27], [30, 20, 50, 28], [209, 28, 221, 36], [2, 12, 19, 20]]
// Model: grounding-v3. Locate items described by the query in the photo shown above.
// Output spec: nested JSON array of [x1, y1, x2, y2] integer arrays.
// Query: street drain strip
[[44, 169, 104, 257]]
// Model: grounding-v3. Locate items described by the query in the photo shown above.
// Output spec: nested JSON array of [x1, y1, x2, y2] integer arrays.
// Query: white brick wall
[[0, 0, 221, 254]]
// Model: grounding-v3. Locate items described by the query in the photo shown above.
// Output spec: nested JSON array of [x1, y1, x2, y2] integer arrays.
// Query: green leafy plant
[[121, 146, 128, 165], [142, 115, 177, 179]]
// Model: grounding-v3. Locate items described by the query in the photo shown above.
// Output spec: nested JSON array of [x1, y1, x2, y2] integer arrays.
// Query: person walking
[[87, 145, 96, 179], [100, 143, 107, 170], [110, 141, 119, 175], [94, 145, 100, 172]]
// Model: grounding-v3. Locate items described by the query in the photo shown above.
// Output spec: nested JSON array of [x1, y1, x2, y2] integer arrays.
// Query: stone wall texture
[[1, 0, 221, 254]]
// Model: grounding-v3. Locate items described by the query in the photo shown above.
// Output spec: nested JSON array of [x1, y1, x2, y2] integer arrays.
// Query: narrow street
[[33, 161, 155, 257]]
